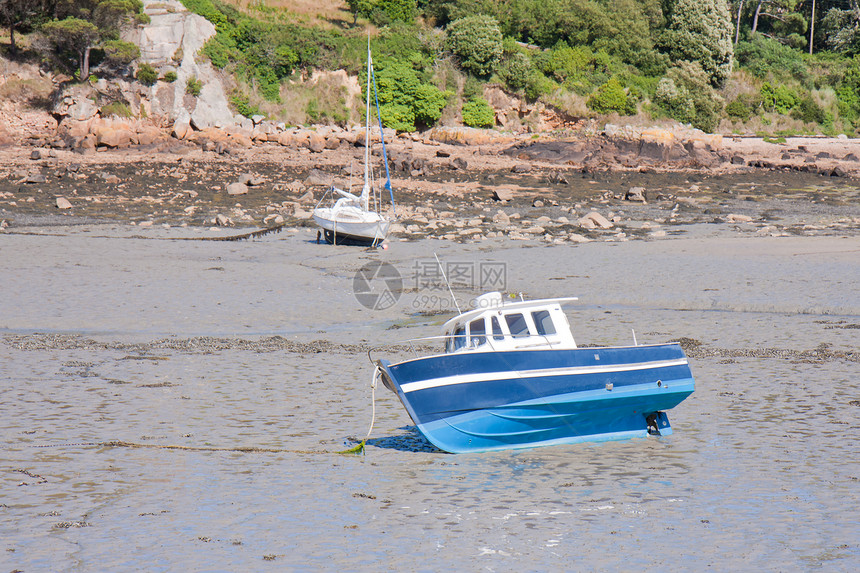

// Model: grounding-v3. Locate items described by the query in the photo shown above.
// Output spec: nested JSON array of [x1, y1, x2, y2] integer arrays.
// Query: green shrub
[[725, 98, 751, 121], [524, 71, 557, 101], [760, 82, 798, 114], [100, 101, 133, 118], [792, 93, 826, 124], [163, 71, 178, 83], [497, 49, 531, 91], [230, 91, 259, 118], [102, 40, 140, 69], [370, 59, 450, 131], [136, 63, 158, 85], [586, 77, 634, 115], [446, 15, 503, 77], [654, 61, 723, 132], [735, 35, 808, 82], [186, 76, 203, 96], [461, 97, 495, 128]]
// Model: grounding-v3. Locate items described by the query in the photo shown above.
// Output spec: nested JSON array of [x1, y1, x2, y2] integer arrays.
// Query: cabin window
[[505, 313, 530, 337], [453, 325, 466, 351], [491, 316, 504, 340], [469, 318, 486, 347], [532, 310, 556, 336]]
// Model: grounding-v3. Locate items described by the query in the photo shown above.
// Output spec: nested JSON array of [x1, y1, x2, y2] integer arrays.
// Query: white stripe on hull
[[399, 358, 689, 393]]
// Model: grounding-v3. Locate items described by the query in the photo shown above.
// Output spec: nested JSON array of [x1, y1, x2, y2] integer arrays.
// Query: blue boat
[[375, 292, 695, 453]]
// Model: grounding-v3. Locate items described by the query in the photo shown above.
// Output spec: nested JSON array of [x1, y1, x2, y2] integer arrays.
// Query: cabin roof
[[442, 293, 579, 331]]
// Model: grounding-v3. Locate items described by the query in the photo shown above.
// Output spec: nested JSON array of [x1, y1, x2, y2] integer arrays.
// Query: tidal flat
[[1, 216, 858, 570]]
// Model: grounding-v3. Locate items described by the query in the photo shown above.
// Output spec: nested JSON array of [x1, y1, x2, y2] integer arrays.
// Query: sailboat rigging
[[312, 43, 395, 246]]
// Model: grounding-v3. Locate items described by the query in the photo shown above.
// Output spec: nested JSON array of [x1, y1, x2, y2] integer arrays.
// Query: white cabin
[[442, 292, 578, 353]]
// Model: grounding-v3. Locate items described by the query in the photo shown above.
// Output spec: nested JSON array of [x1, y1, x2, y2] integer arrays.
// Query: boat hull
[[377, 343, 694, 453], [313, 210, 390, 246]]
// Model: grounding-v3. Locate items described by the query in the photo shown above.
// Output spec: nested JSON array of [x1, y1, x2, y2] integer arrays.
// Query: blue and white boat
[[374, 292, 695, 453]]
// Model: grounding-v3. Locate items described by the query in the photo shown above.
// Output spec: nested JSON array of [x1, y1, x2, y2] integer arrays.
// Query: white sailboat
[[312, 45, 394, 246]]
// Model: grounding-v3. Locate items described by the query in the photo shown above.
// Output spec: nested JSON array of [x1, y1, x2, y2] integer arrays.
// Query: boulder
[[579, 211, 613, 229], [56, 197, 72, 209], [308, 133, 326, 153], [226, 182, 248, 195], [96, 128, 136, 148], [277, 132, 294, 147], [491, 187, 515, 202], [624, 187, 647, 202]]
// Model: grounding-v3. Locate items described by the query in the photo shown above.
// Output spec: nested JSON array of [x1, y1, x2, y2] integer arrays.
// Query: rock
[[426, 126, 514, 146], [23, 173, 47, 184], [308, 133, 326, 153], [727, 213, 753, 223], [512, 163, 531, 173], [843, 153, 858, 161], [730, 155, 745, 165], [522, 226, 546, 235], [298, 191, 314, 203], [567, 233, 591, 243], [324, 136, 341, 150], [172, 110, 192, 140], [304, 169, 331, 186], [579, 211, 613, 229], [56, 197, 72, 209], [831, 165, 847, 177], [532, 199, 544, 208], [624, 187, 647, 202], [491, 187, 514, 202], [263, 213, 284, 225], [226, 182, 248, 195], [238, 173, 265, 186], [277, 132, 294, 147], [99, 173, 121, 184], [452, 157, 468, 170], [251, 115, 265, 125], [436, 149, 451, 158], [215, 214, 233, 226], [136, 126, 163, 146], [96, 128, 136, 148], [492, 210, 510, 225], [30, 150, 44, 160]]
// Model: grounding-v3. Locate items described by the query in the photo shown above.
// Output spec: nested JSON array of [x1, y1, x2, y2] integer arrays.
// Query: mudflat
[[1, 146, 858, 570]]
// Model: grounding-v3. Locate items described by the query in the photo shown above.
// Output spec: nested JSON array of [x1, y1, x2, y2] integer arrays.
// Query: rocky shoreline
[[1, 120, 859, 242]]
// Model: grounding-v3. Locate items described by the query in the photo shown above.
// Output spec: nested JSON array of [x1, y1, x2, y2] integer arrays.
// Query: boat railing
[[387, 332, 562, 359]]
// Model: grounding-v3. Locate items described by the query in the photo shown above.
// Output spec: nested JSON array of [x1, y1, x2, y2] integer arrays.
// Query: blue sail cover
[[370, 63, 395, 214]]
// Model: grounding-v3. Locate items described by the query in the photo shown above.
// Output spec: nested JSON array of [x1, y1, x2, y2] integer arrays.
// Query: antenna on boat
[[434, 253, 461, 314], [632, 329, 638, 346]]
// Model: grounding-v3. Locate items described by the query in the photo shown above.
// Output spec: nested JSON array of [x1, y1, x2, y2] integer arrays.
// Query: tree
[[345, 0, 374, 25], [40, 0, 146, 80], [41, 17, 100, 79], [662, 0, 734, 87], [445, 14, 503, 77], [0, 0, 46, 52]]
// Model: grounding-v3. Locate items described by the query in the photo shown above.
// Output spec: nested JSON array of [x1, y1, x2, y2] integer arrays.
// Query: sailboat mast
[[363, 41, 372, 212]]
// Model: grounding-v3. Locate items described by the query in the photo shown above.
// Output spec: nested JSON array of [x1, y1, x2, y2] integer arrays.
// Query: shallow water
[[1, 228, 858, 571]]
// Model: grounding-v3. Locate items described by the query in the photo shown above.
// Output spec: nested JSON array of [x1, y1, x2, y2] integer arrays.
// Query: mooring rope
[[25, 439, 360, 456]]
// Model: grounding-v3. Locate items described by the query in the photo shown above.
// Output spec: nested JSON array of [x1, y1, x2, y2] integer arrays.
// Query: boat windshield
[[469, 318, 486, 347], [505, 313, 530, 338], [491, 316, 504, 340], [452, 325, 466, 351], [532, 310, 556, 336]]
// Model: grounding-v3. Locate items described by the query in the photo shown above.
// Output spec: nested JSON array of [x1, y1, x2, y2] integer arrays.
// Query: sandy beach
[[1, 207, 858, 570]]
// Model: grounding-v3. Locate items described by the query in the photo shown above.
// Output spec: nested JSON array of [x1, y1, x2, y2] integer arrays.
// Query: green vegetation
[[162, 70, 178, 83], [6, 0, 860, 135], [461, 97, 495, 127], [186, 76, 203, 96], [136, 62, 158, 85], [100, 101, 133, 117]]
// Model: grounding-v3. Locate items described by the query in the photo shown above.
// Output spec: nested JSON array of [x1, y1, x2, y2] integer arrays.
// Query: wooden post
[[809, 0, 816, 55]]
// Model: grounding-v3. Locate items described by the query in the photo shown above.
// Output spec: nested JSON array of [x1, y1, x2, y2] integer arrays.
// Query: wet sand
[[1, 221, 858, 570]]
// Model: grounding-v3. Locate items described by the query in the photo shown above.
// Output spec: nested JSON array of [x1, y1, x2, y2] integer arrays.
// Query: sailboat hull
[[313, 209, 391, 246]]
